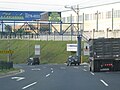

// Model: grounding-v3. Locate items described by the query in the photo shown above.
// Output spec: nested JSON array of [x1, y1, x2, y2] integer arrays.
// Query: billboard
[[40, 12, 61, 22], [48, 12, 61, 22], [0, 11, 61, 21], [35, 45, 40, 56], [0, 11, 44, 21]]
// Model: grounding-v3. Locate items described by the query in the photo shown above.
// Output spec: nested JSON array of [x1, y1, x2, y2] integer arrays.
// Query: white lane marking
[[60, 67, 66, 69], [0, 69, 25, 78], [22, 82, 37, 89], [74, 66, 79, 69], [11, 77, 25, 81], [46, 74, 50, 77], [84, 66, 87, 67], [51, 71, 54, 73], [90, 72, 95, 75], [0, 69, 25, 79], [31, 68, 41, 71], [51, 68, 53, 71], [100, 79, 109, 87], [83, 69, 87, 71], [64, 63, 67, 65]]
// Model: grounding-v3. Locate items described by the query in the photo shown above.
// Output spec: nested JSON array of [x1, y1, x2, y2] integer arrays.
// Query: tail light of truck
[[104, 64, 113, 67]]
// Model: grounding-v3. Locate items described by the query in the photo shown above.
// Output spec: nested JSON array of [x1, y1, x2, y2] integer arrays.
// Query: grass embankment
[[0, 40, 89, 64], [0, 68, 20, 75]]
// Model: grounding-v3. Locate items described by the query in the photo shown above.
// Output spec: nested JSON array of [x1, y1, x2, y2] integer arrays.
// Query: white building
[[61, 3, 120, 32]]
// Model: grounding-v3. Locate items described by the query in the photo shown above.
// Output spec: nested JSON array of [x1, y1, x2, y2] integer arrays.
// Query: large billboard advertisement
[[48, 12, 61, 22], [0, 11, 44, 21], [40, 12, 61, 22], [0, 11, 61, 21]]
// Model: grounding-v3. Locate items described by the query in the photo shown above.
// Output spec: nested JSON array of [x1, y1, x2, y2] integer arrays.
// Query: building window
[[72, 16, 75, 22], [62, 17, 65, 23], [79, 15, 83, 21], [85, 14, 89, 21], [114, 10, 120, 18], [67, 16, 70, 23], [106, 11, 112, 19], [93, 14, 96, 20], [89, 14, 92, 20], [99, 12, 103, 19]]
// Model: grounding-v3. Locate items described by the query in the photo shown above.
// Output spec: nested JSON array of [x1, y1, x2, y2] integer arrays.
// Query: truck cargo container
[[89, 38, 120, 72]]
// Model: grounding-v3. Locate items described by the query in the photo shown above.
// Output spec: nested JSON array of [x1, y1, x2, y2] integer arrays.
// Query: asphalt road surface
[[0, 64, 120, 90]]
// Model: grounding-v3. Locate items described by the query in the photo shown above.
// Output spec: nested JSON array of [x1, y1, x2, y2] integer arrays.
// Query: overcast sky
[[0, 0, 120, 11]]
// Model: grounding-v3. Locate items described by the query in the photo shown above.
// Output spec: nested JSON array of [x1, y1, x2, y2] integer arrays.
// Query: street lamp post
[[65, 5, 81, 63]]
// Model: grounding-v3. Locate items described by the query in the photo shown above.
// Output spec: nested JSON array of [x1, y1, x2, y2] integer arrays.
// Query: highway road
[[0, 64, 120, 90]]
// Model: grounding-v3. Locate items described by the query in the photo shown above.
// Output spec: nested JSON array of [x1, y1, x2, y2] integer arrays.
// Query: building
[[61, 3, 120, 32]]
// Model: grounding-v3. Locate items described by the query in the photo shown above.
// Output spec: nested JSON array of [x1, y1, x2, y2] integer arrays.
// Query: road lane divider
[[46, 74, 50, 77], [50, 68, 54, 73], [51, 71, 54, 73], [73, 66, 79, 69], [60, 67, 66, 69], [22, 82, 37, 89], [83, 69, 87, 72], [90, 72, 95, 75], [51, 68, 53, 71], [31, 68, 41, 71], [11, 76, 25, 81], [100, 79, 109, 87]]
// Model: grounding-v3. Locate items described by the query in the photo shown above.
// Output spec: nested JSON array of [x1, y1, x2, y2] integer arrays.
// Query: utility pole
[[65, 4, 82, 63], [95, 11, 100, 31], [112, 8, 114, 31], [8, 32, 10, 62]]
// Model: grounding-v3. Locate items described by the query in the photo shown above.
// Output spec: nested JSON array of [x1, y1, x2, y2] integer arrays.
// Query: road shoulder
[[0, 69, 24, 78]]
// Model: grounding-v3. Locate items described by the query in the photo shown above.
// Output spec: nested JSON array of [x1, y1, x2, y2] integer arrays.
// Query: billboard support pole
[[2, 20, 3, 33]]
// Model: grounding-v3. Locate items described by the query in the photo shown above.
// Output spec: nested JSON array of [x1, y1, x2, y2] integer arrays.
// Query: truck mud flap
[[113, 60, 120, 71], [91, 60, 100, 72]]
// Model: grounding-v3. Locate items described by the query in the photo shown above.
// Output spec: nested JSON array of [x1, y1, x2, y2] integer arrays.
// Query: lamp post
[[65, 5, 81, 63]]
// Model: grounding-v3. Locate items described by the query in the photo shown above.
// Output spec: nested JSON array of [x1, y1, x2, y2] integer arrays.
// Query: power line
[[62, 1, 120, 12], [79, 1, 120, 9], [0, 1, 64, 7]]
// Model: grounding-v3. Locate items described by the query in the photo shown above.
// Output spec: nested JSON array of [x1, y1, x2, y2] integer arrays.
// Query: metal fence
[[0, 33, 78, 41]]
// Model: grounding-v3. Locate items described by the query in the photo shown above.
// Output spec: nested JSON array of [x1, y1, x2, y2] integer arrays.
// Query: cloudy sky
[[0, 0, 120, 11]]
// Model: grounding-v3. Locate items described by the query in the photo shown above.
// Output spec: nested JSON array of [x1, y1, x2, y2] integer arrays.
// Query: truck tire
[[109, 67, 113, 71], [90, 67, 91, 71], [67, 63, 69, 66], [91, 61, 95, 72]]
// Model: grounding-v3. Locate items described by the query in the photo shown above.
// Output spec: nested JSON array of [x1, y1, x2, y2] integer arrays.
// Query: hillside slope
[[0, 40, 77, 64]]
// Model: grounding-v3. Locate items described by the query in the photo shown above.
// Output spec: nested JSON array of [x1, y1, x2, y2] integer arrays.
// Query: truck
[[89, 38, 120, 72]]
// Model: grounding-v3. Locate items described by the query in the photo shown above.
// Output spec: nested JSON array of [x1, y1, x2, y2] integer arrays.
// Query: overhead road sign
[[0, 11, 43, 21]]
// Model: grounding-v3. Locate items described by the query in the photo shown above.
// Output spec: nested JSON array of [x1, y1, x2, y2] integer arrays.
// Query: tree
[[5, 25, 12, 32]]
